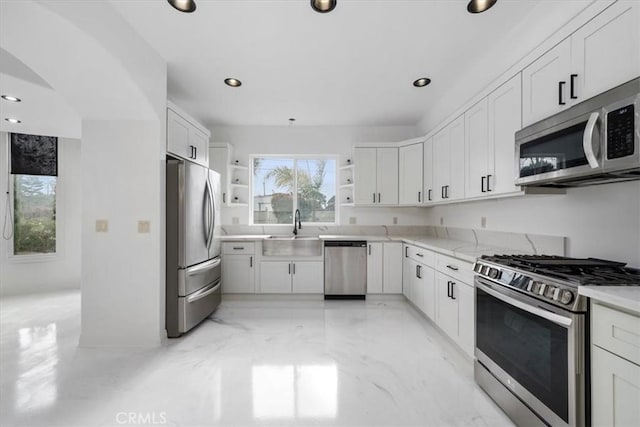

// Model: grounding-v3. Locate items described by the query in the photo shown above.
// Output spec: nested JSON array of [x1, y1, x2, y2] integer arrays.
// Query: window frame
[[249, 154, 340, 227]]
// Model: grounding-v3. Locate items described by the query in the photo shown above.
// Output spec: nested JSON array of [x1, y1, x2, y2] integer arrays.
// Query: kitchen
[[0, 1, 639, 426]]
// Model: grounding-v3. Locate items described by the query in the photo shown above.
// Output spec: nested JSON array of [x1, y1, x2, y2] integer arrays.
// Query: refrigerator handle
[[205, 177, 215, 249]]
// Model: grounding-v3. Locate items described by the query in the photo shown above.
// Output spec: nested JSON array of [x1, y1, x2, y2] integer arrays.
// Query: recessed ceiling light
[[224, 78, 242, 87], [1, 95, 21, 102], [5, 118, 21, 124], [413, 78, 432, 88], [167, 0, 196, 13], [467, 0, 498, 14], [311, 0, 337, 14]]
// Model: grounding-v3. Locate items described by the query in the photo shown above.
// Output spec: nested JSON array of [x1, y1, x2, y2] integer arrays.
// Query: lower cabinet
[[367, 242, 403, 294], [402, 249, 436, 320], [435, 271, 474, 358], [259, 261, 323, 294], [222, 254, 255, 293]]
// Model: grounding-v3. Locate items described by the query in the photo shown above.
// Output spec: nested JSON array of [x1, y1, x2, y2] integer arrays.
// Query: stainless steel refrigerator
[[166, 156, 222, 338]]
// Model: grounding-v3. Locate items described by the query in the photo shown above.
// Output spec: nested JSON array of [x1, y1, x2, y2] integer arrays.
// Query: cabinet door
[[433, 127, 450, 202], [376, 147, 399, 205], [291, 262, 323, 293], [489, 73, 522, 195], [167, 109, 192, 160], [412, 263, 425, 311], [447, 116, 466, 201], [399, 143, 423, 205], [436, 273, 458, 339], [591, 345, 640, 427], [354, 148, 377, 205], [209, 146, 229, 204], [402, 248, 413, 301], [465, 98, 490, 199], [259, 261, 292, 293], [423, 138, 434, 204], [190, 127, 209, 167], [522, 38, 571, 126], [366, 243, 384, 294], [383, 243, 403, 294], [572, 1, 640, 102], [422, 266, 436, 320], [222, 255, 254, 293], [456, 281, 475, 358]]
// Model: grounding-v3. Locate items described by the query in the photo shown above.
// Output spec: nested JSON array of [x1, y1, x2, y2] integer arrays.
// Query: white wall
[[212, 125, 429, 226], [0, 134, 81, 296], [426, 181, 640, 268]]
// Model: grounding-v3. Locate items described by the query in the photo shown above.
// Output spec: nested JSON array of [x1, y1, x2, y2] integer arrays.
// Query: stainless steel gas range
[[473, 255, 640, 427]]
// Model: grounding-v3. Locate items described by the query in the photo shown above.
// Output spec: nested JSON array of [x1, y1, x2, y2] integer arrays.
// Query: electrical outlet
[[440, 216, 444, 226], [95, 219, 108, 233], [232, 217, 239, 225], [393, 217, 398, 225], [138, 220, 150, 234], [481, 217, 487, 228], [349, 217, 357, 225]]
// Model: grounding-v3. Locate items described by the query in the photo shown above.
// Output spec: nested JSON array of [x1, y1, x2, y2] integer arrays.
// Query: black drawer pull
[[446, 264, 459, 271]]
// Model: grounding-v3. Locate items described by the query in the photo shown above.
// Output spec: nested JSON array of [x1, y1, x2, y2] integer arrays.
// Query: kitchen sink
[[262, 236, 322, 256]]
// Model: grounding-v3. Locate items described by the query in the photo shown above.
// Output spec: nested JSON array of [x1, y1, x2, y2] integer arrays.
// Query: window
[[13, 175, 57, 255], [252, 157, 337, 225]]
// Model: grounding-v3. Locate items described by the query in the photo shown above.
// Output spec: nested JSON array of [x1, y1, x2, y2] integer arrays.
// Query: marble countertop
[[578, 286, 640, 314], [221, 234, 528, 264]]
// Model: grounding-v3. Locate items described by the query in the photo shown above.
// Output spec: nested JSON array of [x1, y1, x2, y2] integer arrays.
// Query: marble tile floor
[[0, 291, 514, 427]]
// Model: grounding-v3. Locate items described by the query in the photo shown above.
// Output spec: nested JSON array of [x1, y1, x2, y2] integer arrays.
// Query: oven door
[[475, 278, 585, 427]]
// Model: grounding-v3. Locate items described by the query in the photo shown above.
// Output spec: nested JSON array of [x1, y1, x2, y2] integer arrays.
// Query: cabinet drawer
[[222, 242, 255, 255], [592, 303, 640, 366], [435, 254, 473, 284], [404, 244, 434, 267]]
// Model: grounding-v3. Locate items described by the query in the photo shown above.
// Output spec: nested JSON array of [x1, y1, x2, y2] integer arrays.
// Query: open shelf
[[339, 164, 354, 170], [230, 183, 249, 188], [339, 183, 354, 189], [230, 163, 249, 170]]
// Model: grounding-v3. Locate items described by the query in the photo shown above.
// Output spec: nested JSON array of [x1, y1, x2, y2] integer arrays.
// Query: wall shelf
[[230, 183, 249, 188], [230, 163, 249, 170]]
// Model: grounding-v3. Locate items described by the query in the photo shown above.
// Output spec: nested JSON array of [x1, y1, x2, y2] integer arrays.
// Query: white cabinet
[[435, 272, 458, 338], [401, 245, 435, 319], [259, 261, 323, 294], [523, 1, 640, 126], [354, 147, 398, 205], [465, 74, 522, 199], [435, 271, 474, 358], [456, 281, 475, 357], [402, 246, 413, 301], [222, 242, 255, 293], [571, 1, 640, 102], [399, 143, 423, 205], [368, 242, 403, 294], [422, 138, 435, 204], [366, 242, 383, 294], [209, 143, 249, 206], [209, 143, 229, 204], [167, 103, 210, 167], [591, 302, 640, 427], [433, 115, 465, 202]]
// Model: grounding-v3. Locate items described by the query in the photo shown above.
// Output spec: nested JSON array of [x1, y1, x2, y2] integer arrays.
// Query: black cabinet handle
[[289, 263, 291, 275], [378, 193, 381, 203], [445, 185, 449, 199], [249, 256, 253, 268], [193, 146, 197, 159], [418, 191, 421, 203], [558, 81, 566, 105], [416, 265, 422, 279], [233, 247, 245, 250], [481, 176, 486, 193], [368, 244, 372, 256], [570, 74, 578, 99], [428, 189, 432, 201], [372, 193, 376, 204], [416, 253, 423, 257], [451, 282, 456, 300], [293, 263, 295, 274], [447, 281, 451, 298], [487, 174, 492, 192], [446, 264, 459, 271], [405, 246, 409, 258], [223, 193, 226, 203]]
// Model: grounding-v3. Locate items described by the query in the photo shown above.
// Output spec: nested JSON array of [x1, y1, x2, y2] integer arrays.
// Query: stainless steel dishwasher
[[324, 241, 367, 299]]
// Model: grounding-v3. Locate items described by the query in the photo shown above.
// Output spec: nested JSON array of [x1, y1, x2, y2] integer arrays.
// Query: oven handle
[[476, 281, 573, 328], [583, 112, 600, 169]]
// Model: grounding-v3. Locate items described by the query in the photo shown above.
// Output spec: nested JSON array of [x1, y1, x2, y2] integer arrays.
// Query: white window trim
[[249, 154, 340, 227]]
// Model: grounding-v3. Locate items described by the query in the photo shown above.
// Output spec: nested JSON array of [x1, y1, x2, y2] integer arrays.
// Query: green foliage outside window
[[13, 175, 56, 255]]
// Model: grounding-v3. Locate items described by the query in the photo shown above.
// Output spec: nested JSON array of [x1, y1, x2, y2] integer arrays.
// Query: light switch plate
[[96, 219, 108, 233], [138, 220, 151, 234]]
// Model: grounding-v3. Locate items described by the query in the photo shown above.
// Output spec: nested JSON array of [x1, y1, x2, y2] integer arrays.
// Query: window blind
[[10, 133, 58, 176]]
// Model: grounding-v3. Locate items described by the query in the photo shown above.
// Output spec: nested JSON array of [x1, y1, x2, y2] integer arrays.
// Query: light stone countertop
[[221, 234, 531, 264], [578, 286, 640, 314]]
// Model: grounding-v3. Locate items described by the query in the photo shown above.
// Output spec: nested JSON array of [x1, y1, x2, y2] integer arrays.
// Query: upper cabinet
[[433, 115, 465, 202], [167, 102, 210, 167], [399, 143, 423, 205], [465, 74, 522, 199], [523, 1, 640, 127], [354, 147, 399, 206], [422, 138, 435, 205]]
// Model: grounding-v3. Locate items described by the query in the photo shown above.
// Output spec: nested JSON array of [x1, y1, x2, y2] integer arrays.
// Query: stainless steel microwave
[[515, 78, 640, 187]]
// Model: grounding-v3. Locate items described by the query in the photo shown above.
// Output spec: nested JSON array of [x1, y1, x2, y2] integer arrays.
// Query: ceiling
[[110, 0, 543, 128]]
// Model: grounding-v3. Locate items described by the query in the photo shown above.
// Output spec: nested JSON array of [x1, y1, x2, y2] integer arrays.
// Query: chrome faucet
[[293, 209, 302, 235]]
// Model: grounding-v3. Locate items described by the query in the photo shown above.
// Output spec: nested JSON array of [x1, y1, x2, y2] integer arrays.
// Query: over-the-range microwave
[[515, 77, 640, 187]]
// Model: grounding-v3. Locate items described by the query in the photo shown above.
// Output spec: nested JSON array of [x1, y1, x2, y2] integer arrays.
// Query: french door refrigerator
[[166, 156, 221, 338]]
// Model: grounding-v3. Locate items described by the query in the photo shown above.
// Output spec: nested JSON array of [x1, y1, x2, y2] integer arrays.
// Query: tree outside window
[[252, 157, 336, 225], [13, 175, 57, 255]]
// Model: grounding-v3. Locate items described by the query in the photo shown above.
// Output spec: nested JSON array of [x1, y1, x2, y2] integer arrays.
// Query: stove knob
[[544, 285, 556, 299], [531, 281, 543, 294], [560, 290, 574, 305], [488, 268, 500, 279]]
